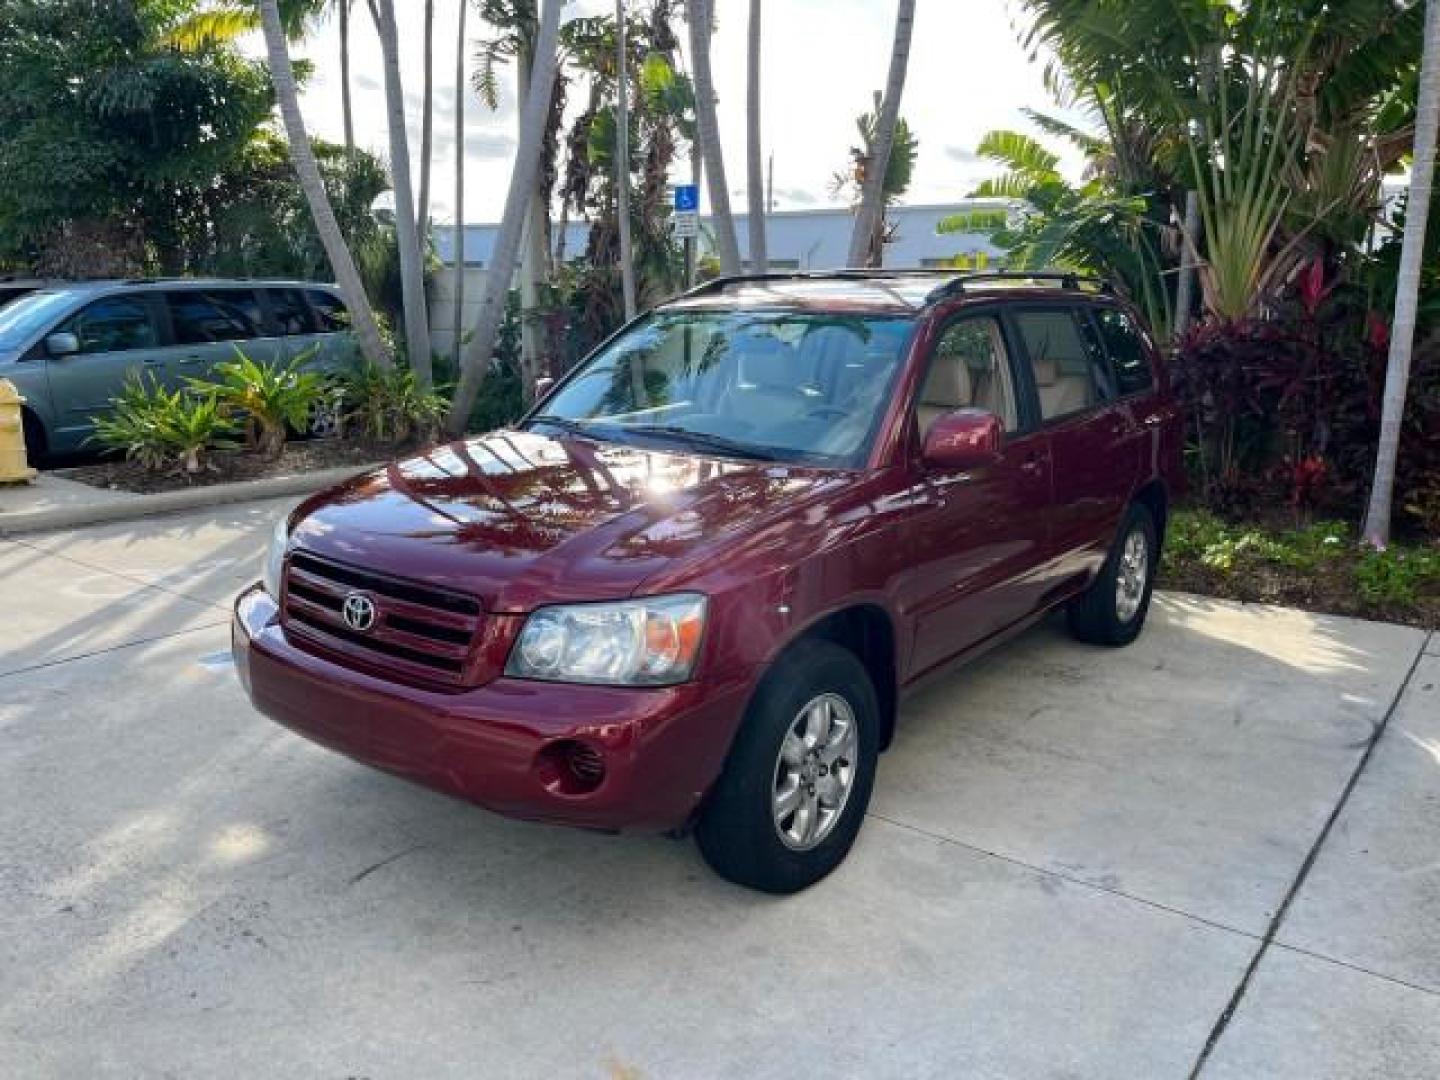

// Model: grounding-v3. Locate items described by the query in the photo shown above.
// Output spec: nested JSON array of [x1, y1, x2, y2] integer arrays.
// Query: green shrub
[[337, 362, 448, 445], [199, 348, 325, 459], [91, 375, 238, 475], [1354, 548, 1440, 606], [1166, 510, 1349, 574]]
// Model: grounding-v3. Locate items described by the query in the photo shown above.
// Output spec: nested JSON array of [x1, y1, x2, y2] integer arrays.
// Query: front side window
[[166, 290, 260, 344], [917, 316, 1018, 436], [1093, 307, 1155, 396], [62, 296, 158, 355], [1012, 308, 1113, 421], [530, 310, 916, 466]]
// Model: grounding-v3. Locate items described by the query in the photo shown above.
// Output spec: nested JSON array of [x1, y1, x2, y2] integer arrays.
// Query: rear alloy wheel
[[696, 640, 879, 893], [1068, 502, 1158, 647]]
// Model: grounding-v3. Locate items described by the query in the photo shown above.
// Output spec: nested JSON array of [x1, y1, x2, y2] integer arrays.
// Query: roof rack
[[678, 267, 969, 300], [677, 268, 1115, 305], [925, 270, 1113, 303]]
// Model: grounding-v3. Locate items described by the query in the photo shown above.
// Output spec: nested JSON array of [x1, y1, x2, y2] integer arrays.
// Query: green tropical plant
[[939, 127, 1176, 338], [831, 94, 920, 267], [200, 348, 325, 459], [91, 375, 239, 475], [1014, 0, 1427, 321], [339, 363, 449, 445]]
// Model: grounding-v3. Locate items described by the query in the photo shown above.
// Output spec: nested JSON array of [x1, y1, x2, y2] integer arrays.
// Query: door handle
[[1141, 413, 1164, 428], [1019, 453, 1047, 475]]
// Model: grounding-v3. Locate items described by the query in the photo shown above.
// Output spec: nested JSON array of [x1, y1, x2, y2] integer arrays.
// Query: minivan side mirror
[[921, 408, 1004, 470], [46, 332, 80, 358]]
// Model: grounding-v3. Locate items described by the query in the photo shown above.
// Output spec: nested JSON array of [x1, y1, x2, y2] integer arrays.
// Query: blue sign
[[673, 184, 699, 212]]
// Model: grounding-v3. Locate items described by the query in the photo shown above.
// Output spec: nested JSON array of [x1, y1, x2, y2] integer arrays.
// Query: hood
[[289, 430, 847, 611]]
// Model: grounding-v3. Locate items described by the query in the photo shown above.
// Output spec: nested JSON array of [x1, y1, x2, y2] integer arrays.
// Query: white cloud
[[250, 0, 1089, 225]]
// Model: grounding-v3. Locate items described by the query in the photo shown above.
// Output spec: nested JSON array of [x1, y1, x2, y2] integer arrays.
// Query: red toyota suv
[[233, 271, 1183, 893]]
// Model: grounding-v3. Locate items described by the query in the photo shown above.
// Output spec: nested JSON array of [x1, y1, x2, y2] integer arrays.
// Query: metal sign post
[[674, 184, 699, 283]]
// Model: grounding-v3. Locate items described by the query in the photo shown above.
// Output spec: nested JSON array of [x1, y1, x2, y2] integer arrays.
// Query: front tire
[[696, 640, 880, 894], [1068, 502, 1158, 647]]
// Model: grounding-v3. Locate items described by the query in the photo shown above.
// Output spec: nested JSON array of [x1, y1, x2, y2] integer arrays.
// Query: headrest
[[922, 357, 972, 408], [1031, 357, 1058, 387], [739, 337, 793, 389]]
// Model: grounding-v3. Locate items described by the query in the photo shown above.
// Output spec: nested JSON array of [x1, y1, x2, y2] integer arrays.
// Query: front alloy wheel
[[697, 640, 879, 893], [772, 693, 859, 851]]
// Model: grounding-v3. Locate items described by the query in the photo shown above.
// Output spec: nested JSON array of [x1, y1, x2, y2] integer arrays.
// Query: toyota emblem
[[341, 592, 377, 632]]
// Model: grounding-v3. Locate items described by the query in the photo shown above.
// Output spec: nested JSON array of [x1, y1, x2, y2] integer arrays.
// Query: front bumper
[[232, 586, 754, 831]]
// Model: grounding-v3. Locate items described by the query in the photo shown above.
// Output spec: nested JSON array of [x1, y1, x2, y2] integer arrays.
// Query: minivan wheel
[[696, 640, 879, 894], [1067, 502, 1158, 647], [21, 411, 45, 465]]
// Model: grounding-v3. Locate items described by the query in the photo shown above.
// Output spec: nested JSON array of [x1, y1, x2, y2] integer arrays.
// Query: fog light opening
[[536, 739, 607, 795]]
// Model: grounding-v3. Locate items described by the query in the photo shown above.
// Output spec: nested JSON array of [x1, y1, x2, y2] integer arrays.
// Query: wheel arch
[[20, 405, 47, 461], [1132, 478, 1169, 547], [776, 602, 900, 751]]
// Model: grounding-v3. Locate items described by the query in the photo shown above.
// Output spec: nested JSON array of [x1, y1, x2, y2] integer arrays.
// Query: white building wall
[[429, 200, 1012, 356]]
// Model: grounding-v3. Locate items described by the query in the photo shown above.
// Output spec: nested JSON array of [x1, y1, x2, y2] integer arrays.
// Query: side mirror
[[533, 376, 556, 400], [921, 408, 1003, 470], [46, 332, 79, 358]]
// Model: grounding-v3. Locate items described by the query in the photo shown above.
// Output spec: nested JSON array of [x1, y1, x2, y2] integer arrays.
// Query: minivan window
[[1093, 307, 1154, 395], [166, 290, 261, 344], [530, 310, 915, 466], [306, 289, 350, 332], [266, 288, 315, 335], [1012, 308, 1112, 420], [63, 296, 158, 355], [0, 290, 76, 350]]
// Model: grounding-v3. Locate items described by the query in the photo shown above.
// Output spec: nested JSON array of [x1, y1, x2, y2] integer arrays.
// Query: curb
[[0, 462, 381, 536]]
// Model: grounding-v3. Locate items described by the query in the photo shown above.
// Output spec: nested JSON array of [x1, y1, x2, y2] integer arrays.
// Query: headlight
[[262, 516, 291, 599], [506, 594, 707, 686]]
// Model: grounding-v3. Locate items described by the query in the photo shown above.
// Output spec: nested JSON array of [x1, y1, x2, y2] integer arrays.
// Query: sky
[[247, 0, 1086, 226]]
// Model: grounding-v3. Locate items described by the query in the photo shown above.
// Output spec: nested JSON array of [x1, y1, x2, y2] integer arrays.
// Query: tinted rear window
[[306, 289, 350, 332], [1093, 307, 1154, 395], [266, 288, 316, 335], [166, 290, 261, 344]]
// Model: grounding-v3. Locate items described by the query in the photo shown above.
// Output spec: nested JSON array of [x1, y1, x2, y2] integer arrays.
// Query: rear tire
[[696, 640, 879, 894], [1068, 502, 1157, 647]]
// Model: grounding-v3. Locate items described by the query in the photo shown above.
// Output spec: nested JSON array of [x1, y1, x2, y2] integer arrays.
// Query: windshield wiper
[[618, 424, 783, 462], [527, 415, 603, 438]]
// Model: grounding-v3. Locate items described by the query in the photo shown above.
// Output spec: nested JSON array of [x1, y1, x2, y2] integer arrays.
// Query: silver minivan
[[0, 279, 359, 458]]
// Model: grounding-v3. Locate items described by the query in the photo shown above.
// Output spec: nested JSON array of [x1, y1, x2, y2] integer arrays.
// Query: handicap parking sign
[[673, 184, 699, 212]]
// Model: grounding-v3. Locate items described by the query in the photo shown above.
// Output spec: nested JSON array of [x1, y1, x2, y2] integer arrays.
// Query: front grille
[[281, 550, 484, 687]]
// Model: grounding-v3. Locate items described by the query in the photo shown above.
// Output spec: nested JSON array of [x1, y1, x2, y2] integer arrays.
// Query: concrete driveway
[[1, 501, 1436, 1078]]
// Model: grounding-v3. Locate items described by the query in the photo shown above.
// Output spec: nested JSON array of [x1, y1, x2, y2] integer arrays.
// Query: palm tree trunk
[[339, 0, 354, 151], [259, 0, 390, 369], [688, 139, 702, 285], [615, 0, 639, 319], [1363, 0, 1440, 547], [451, 0, 467, 375], [417, 0, 435, 229], [517, 48, 552, 398], [1173, 190, 1202, 340], [846, 0, 915, 269], [745, 0, 767, 273], [373, 0, 434, 388], [685, 0, 741, 276], [446, 0, 564, 436]]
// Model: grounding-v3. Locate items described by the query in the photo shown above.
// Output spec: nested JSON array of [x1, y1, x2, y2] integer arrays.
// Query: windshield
[[0, 290, 78, 351], [528, 310, 915, 466]]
